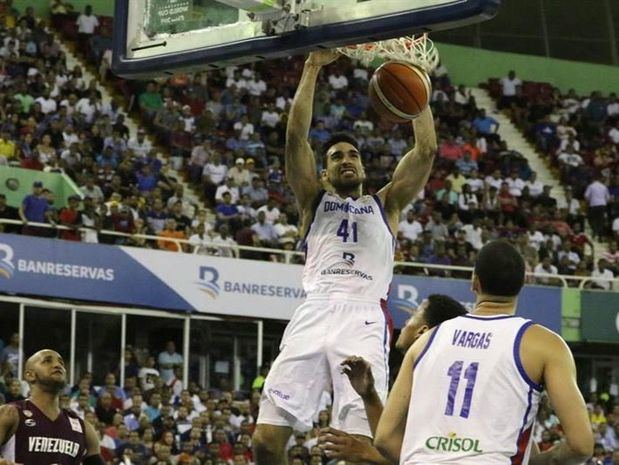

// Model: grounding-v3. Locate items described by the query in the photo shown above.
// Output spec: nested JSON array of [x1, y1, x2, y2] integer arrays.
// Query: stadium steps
[[470, 88, 562, 199], [56, 38, 206, 217], [471, 88, 607, 261]]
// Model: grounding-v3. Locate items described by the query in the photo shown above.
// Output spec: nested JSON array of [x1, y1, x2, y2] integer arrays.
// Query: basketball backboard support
[[112, 0, 500, 79]]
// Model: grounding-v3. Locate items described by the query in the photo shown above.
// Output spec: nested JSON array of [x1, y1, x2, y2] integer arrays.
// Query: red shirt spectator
[[59, 195, 82, 241]]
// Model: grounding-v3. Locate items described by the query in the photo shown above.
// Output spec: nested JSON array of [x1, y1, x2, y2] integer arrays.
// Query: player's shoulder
[[521, 323, 568, 354], [0, 402, 20, 425]]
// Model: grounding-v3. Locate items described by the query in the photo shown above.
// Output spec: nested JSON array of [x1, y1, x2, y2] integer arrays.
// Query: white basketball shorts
[[257, 295, 392, 437]]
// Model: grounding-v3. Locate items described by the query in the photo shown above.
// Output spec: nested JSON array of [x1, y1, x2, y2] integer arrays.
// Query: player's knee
[[253, 424, 289, 456]]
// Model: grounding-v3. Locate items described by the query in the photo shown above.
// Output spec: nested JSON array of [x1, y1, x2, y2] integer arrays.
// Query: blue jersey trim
[[462, 314, 517, 321], [302, 190, 326, 256], [371, 194, 396, 245], [413, 325, 440, 370], [510, 387, 534, 464], [513, 321, 543, 392]]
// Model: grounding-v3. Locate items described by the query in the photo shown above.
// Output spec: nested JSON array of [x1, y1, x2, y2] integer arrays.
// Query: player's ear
[[23, 368, 35, 384], [416, 324, 430, 337], [471, 272, 481, 294]]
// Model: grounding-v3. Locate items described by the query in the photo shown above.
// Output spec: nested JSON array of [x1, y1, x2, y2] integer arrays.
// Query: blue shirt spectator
[[20, 182, 48, 222], [472, 109, 499, 135]]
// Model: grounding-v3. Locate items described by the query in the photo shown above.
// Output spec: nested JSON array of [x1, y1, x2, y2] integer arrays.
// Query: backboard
[[112, 0, 500, 79]]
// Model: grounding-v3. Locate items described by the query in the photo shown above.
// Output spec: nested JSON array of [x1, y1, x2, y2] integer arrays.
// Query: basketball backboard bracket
[[112, 0, 501, 79]]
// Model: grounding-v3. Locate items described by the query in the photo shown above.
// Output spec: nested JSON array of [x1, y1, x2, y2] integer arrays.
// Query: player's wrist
[[361, 386, 380, 402]]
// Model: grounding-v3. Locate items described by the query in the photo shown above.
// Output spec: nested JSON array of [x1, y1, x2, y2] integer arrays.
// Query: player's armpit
[[83, 419, 102, 458], [535, 330, 593, 464], [0, 404, 18, 447]]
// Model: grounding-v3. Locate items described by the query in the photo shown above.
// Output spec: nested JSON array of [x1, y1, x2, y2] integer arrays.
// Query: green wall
[[438, 43, 619, 96], [0, 166, 81, 209], [14, 0, 114, 19]]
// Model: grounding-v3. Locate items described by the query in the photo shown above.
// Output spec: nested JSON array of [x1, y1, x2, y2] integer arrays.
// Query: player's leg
[[328, 302, 390, 438], [254, 300, 334, 464], [253, 423, 293, 465]]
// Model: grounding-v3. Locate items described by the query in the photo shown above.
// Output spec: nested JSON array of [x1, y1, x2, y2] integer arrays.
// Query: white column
[[17, 304, 24, 379], [120, 313, 127, 388], [70, 309, 76, 387], [183, 316, 190, 387]]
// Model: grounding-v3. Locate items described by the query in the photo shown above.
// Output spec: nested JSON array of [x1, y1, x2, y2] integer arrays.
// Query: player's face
[[395, 300, 431, 353], [324, 142, 365, 191], [25, 350, 67, 391]]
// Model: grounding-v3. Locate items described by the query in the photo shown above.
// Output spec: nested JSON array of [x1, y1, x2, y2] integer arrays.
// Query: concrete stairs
[[470, 87, 606, 260], [56, 38, 204, 215]]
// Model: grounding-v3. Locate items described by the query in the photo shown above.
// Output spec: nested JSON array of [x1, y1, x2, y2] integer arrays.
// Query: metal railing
[[0, 219, 616, 290]]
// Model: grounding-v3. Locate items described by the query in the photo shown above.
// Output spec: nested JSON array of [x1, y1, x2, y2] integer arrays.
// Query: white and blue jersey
[[302, 191, 395, 301], [401, 314, 543, 465], [257, 190, 395, 437]]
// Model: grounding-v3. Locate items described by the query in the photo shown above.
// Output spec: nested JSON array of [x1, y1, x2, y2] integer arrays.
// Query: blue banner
[[0, 233, 191, 311], [387, 275, 562, 332], [0, 234, 562, 333]]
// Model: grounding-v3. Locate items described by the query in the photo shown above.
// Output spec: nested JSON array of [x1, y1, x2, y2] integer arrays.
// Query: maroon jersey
[[1, 400, 87, 464]]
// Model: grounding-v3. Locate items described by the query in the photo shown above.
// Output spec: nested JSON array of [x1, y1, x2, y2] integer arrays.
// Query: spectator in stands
[[472, 109, 500, 142], [75, 4, 98, 54], [499, 70, 522, 109], [59, 194, 82, 241], [534, 256, 560, 286], [127, 127, 152, 158], [158, 341, 183, 384], [251, 210, 278, 247], [139, 81, 163, 120], [584, 175, 610, 240], [158, 218, 186, 252], [0, 333, 21, 376], [19, 180, 51, 236], [589, 258, 614, 290]]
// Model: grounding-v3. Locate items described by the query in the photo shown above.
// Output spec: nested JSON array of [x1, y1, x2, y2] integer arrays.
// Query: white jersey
[[401, 314, 542, 465], [302, 191, 395, 301]]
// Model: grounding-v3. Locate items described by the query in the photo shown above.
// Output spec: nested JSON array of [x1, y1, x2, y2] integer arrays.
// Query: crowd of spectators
[[489, 70, 619, 285], [0, 329, 618, 465], [0, 5, 615, 289]]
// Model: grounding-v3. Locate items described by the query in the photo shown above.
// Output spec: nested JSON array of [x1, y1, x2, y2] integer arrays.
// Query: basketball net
[[336, 34, 440, 73]]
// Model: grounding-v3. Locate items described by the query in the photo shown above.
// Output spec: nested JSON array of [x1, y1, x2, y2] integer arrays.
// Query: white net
[[336, 34, 440, 72]]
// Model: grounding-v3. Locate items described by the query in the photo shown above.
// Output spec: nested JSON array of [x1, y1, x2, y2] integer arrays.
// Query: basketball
[[369, 61, 432, 123]]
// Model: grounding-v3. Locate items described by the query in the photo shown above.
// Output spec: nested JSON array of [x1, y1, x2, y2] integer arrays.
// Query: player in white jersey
[[253, 49, 437, 465], [319, 295, 467, 464], [375, 240, 593, 465]]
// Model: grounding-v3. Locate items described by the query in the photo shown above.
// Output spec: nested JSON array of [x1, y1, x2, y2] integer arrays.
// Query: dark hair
[[474, 240, 525, 297], [423, 294, 467, 328], [322, 132, 359, 167]]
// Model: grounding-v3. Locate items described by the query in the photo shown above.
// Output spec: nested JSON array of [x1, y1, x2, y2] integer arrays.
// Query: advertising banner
[[580, 291, 619, 342], [0, 234, 562, 332]]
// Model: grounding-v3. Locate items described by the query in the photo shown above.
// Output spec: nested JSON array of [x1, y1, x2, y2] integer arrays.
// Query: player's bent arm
[[0, 404, 18, 448], [82, 420, 104, 465], [379, 108, 437, 223], [529, 329, 593, 465], [375, 330, 432, 464], [285, 53, 336, 212]]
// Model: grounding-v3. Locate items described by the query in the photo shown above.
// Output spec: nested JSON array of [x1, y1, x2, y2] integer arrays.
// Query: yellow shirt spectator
[[0, 137, 17, 160]]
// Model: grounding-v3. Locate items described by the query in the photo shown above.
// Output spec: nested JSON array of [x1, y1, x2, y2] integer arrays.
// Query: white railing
[[0, 219, 616, 290]]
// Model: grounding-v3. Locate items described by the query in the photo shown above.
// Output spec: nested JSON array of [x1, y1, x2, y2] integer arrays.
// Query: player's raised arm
[[528, 327, 593, 465], [379, 107, 437, 222], [374, 329, 432, 464], [285, 50, 338, 213]]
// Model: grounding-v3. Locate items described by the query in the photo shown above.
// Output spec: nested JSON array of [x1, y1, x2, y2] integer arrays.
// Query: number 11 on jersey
[[445, 361, 479, 419], [336, 219, 358, 243]]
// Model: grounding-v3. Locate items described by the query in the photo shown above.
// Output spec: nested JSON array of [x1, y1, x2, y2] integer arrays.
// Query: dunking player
[[375, 240, 593, 465], [320, 295, 467, 464], [253, 49, 437, 465], [0, 350, 103, 465]]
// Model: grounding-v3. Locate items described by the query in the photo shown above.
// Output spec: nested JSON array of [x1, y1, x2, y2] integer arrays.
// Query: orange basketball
[[369, 61, 432, 123]]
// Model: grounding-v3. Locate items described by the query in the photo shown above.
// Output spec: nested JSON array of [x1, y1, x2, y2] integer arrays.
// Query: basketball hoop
[[337, 34, 440, 72]]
